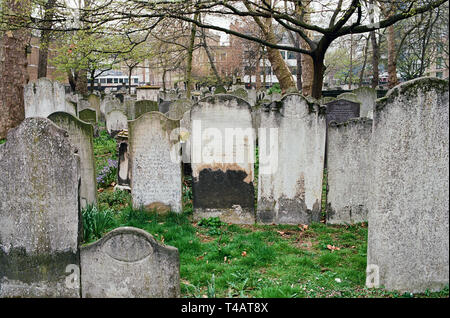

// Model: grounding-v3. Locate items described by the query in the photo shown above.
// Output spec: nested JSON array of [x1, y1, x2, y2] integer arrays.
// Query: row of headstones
[[0, 117, 180, 297], [121, 77, 448, 293]]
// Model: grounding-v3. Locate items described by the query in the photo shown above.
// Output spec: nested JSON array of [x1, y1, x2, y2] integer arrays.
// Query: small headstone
[[81, 227, 180, 298], [129, 112, 182, 213], [325, 99, 360, 124], [106, 110, 128, 135], [48, 112, 97, 208], [0, 118, 81, 297], [159, 100, 173, 114], [87, 94, 101, 117], [79, 108, 98, 124], [134, 100, 159, 119], [167, 99, 193, 120], [353, 87, 377, 118]]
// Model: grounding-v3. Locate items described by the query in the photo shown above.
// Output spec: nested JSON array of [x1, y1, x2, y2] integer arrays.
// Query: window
[[289, 66, 297, 75], [107, 78, 112, 84], [281, 51, 286, 59], [436, 72, 443, 78], [124, 78, 129, 83], [134, 78, 139, 83], [114, 78, 118, 83], [100, 79, 106, 84], [287, 51, 296, 60], [119, 78, 123, 83]]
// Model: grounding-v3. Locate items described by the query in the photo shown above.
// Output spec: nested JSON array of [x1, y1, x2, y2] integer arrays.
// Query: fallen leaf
[[241, 251, 247, 257]]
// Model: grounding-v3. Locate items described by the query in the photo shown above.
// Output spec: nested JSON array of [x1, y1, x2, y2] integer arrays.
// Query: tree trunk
[[129, 68, 132, 94], [387, 25, 398, 88], [359, 36, 370, 87], [76, 69, 89, 96], [296, 33, 303, 92], [186, 13, 199, 99], [0, 1, 31, 139], [37, 0, 57, 78], [311, 55, 326, 100], [370, 31, 379, 88]]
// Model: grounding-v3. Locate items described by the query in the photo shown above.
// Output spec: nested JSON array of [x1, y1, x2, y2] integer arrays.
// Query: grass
[[86, 130, 449, 299]]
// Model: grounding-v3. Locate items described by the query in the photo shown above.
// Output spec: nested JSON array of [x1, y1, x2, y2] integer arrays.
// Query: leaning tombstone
[[326, 118, 372, 224], [48, 112, 97, 209], [191, 95, 255, 224], [134, 100, 159, 119], [257, 94, 326, 225], [80, 227, 180, 298], [106, 110, 128, 135], [366, 77, 449, 293], [24, 78, 73, 118], [128, 112, 182, 213], [0, 118, 81, 297], [79, 108, 98, 124], [353, 87, 377, 118]]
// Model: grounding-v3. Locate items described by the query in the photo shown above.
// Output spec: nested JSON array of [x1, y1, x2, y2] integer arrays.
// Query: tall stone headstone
[[257, 94, 326, 224], [191, 95, 255, 224], [81, 227, 180, 298], [129, 112, 182, 213], [134, 100, 159, 119], [106, 110, 128, 135], [367, 77, 449, 293], [353, 87, 377, 118], [0, 118, 81, 297], [326, 118, 372, 224], [325, 99, 360, 124], [48, 112, 97, 209], [87, 94, 101, 117], [25, 78, 74, 118]]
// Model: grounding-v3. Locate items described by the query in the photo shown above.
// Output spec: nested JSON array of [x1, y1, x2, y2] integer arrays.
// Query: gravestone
[[134, 100, 159, 119], [124, 97, 136, 120], [136, 86, 160, 101], [79, 108, 98, 124], [247, 89, 257, 106], [257, 94, 327, 225], [367, 77, 449, 293], [48, 112, 97, 209], [167, 99, 193, 120], [325, 99, 360, 124], [232, 88, 248, 100], [214, 86, 227, 94], [326, 118, 372, 224], [129, 112, 182, 213], [337, 92, 360, 103], [117, 141, 130, 186], [191, 95, 255, 224], [106, 110, 128, 135], [159, 100, 173, 114], [353, 87, 377, 118], [81, 227, 180, 298], [25, 78, 74, 118], [100, 95, 123, 121], [321, 96, 336, 104], [87, 94, 101, 117], [0, 118, 81, 297]]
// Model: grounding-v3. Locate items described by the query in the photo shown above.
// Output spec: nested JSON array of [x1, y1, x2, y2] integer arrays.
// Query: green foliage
[[198, 217, 227, 235], [82, 205, 116, 243], [0, 139, 6, 145], [267, 83, 281, 95], [93, 130, 118, 188], [98, 189, 131, 211]]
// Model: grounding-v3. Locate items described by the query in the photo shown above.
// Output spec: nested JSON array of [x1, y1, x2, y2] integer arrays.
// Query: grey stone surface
[[134, 100, 159, 119], [191, 95, 255, 224], [136, 87, 160, 101], [337, 92, 361, 104], [231, 88, 248, 100], [80, 227, 180, 298], [48, 112, 97, 209], [353, 87, 377, 118], [159, 100, 173, 114], [25, 78, 74, 118], [100, 95, 123, 121], [166, 99, 193, 120], [367, 77, 449, 293], [118, 141, 130, 186], [129, 112, 182, 213], [180, 110, 191, 165], [79, 108, 97, 124], [87, 94, 101, 118], [326, 118, 372, 224], [0, 118, 81, 298], [325, 99, 360, 124], [257, 94, 326, 225], [106, 110, 128, 134]]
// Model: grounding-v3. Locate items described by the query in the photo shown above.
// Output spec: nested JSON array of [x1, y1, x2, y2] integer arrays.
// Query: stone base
[[194, 207, 255, 224]]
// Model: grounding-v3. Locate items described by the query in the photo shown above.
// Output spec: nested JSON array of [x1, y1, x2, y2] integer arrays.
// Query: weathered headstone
[[159, 100, 173, 114], [321, 96, 336, 104], [87, 94, 101, 117], [257, 94, 326, 224], [326, 118, 372, 224], [80, 227, 180, 298], [367, 77, 449, 293], [129, 112, 182, 213], [353, 87, 377, 118], [325, 99, 360, 124], [337, 92, 360, 103], [117, 141, 130, 186], [166, 99, 193, 120], [100, 95, 123, 121], [79, 108, 98, 124], [232, 88, 248, 100], [191, 95, 255, 224], [136, 86, 160, 101], [0, 118, 81, 297], [48, 112, 97, 209], [25, 78, 74, 118], [106, 110, 128, 135], [134, 100, 159, 119], [214, 86, 227, 94]]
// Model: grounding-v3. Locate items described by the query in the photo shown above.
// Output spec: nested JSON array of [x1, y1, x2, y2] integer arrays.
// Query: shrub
[[82, 205, 116, 243]]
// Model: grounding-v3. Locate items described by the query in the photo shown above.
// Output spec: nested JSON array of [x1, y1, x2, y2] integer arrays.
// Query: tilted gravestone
[[367, 77, 449, 293], [0, 118, 81, 297], [79, 108, 98, 124], [326, 118, 372, 224], [80, 227, 180, 298], [134, 100, 159, 119], [129, 112, 182, 213], [106, 110, 128, 135], [353, 87, 377, 118], [166, 99, 193, 120], [325, 99, 360, 124], [191, 95, 255, 224], [25, 78, 75, 118], [257, 94, 326, 225], [48, 112, 97, 209]]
